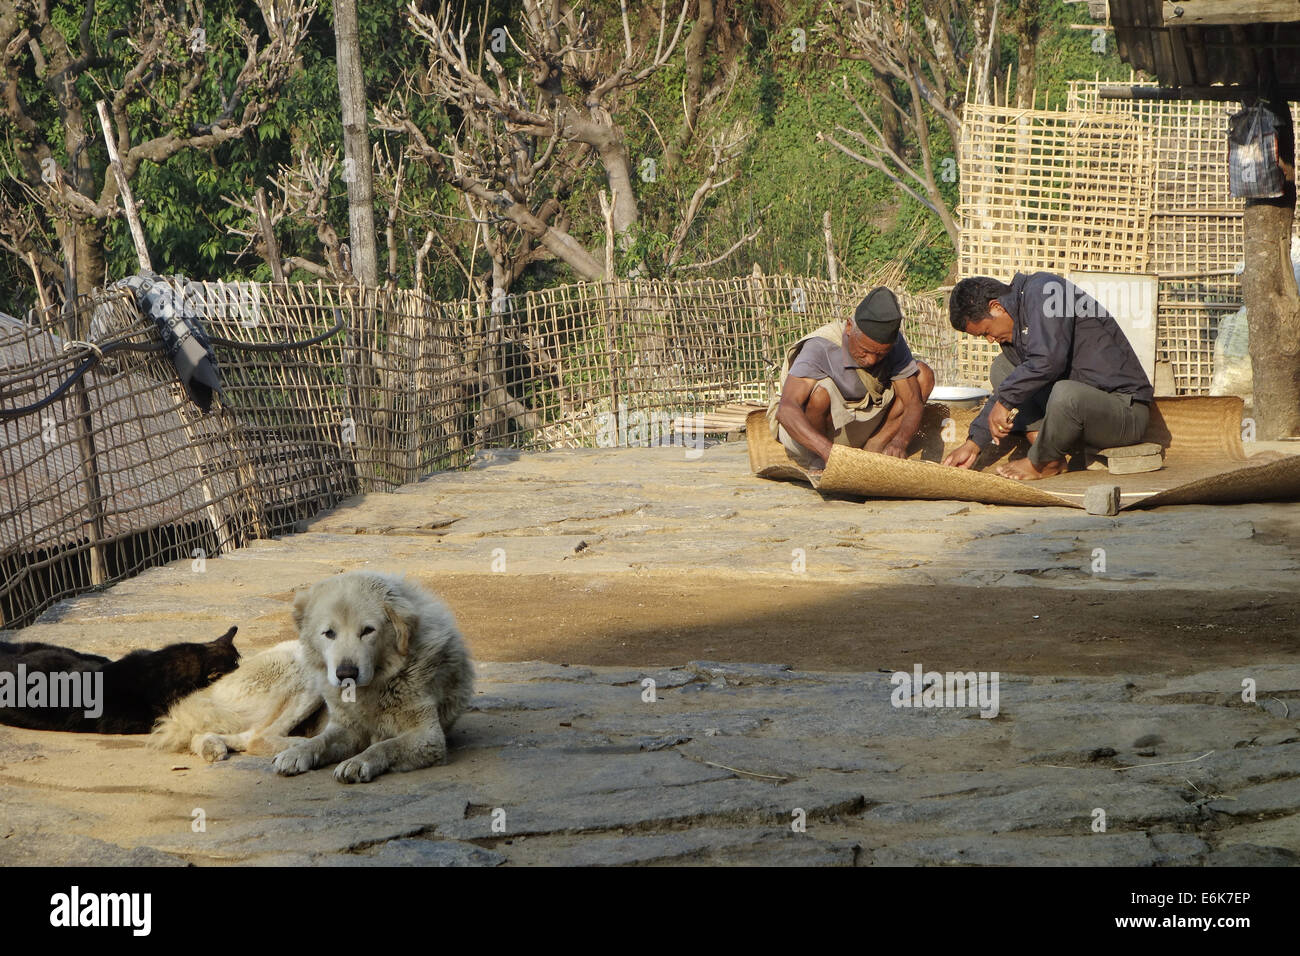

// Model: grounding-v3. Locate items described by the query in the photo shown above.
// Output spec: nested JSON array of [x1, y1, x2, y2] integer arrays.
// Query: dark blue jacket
[[969, 272, 1154, 446]]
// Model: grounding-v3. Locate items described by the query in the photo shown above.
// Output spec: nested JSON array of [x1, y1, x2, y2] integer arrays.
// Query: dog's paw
[[272, 745, 318, 776], [334, 755, 381, 784], [197, 735, 229, 763]]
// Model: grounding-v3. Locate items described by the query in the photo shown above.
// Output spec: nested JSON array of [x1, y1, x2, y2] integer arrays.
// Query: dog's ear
[[383, 591, 418, 656], [292, 589, 311, 629], [212, 626, 237, 646]]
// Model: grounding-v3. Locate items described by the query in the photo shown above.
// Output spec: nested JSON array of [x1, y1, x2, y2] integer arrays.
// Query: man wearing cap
[[941, 272, 1153, 480], [769, 286, 935, 473]]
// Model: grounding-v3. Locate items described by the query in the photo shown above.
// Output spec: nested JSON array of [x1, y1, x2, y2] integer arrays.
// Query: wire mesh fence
[[1, 274, 957, 628]]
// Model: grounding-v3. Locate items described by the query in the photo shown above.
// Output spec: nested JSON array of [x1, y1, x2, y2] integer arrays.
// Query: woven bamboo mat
[[746, 397, 1300, 511]]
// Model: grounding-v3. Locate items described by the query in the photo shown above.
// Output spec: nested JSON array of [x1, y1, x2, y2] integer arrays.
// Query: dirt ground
[[4, 443, 1298, 867], [430, 573, 1300, 677]]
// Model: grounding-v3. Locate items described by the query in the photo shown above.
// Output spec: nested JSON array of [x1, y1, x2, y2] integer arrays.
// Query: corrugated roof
[[1101, 1, 1300, 91], [0, 311, 224, 553]]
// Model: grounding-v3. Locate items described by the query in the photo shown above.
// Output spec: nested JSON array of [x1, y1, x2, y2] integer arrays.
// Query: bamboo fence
[[0, 274, 956, 627]]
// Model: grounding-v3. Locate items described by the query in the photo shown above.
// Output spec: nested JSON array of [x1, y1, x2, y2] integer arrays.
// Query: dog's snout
[[336, 661, 360, 683]]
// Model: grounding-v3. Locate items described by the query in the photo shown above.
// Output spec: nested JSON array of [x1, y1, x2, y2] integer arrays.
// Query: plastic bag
[[1210, 306, 1252, 403], [1228, 105, 1284, 199]]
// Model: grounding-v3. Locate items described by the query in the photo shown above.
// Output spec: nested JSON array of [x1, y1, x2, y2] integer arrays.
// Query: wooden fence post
[[61, 246, 109, 586]]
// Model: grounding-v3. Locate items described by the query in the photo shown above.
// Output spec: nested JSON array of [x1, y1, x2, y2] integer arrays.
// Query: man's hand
[[884, 373, 925, 457], [776, 376, 835, 463], [942, 439, 981, 469], [988, 400, 1015, 444], [882, 437, 908, 459]]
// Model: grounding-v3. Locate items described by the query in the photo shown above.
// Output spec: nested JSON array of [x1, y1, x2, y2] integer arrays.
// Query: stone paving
[[1, 441, 1298, 866]]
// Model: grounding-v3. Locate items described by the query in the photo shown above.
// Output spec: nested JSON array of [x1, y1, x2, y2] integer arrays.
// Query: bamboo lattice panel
[[1072, 82, 1300, 395], [958, 99, 1156, 382]]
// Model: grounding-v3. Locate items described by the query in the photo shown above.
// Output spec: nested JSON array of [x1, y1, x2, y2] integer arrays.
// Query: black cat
[[0, 626, 240, 734]]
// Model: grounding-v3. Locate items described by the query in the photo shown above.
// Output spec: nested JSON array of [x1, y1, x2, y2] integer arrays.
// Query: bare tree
[[815, 1, 1002, 251], [375, 79, 600, 291], [0, 0, 316, 304], [663, 0, 722, 173], [223, 147, 351, 282], [224, 132, 449, 291], [0, 176, 58, 300], [507, 0, 687, 242], [665, 133, 757, 271], [375, 144, 409, 289], [818, 73, 961, 248], [375, 0, 758, 296]]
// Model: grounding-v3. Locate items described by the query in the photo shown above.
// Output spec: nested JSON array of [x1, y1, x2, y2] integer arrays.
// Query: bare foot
[[996, 457, 1067, 481]]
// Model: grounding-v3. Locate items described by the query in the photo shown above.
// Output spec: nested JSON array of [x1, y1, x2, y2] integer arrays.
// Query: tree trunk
[[491, 245, 511, 303], [1242, 99, 1300, 440], [870, 69, 904, 158], [665, 0, 714, 173], [971, 0, 999, 106], [335, 0, 379, 287], [597, 135, 639, 243], [1013, 0, 1041, 109], [75, 222, 106, 297]]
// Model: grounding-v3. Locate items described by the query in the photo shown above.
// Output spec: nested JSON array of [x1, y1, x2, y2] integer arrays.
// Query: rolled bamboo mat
[[747, 396, 1300, 511]]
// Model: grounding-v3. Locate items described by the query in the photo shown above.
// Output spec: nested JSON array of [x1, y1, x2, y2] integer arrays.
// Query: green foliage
[[1, 0, 1154, 318], [1031, 1, 1133, 107]]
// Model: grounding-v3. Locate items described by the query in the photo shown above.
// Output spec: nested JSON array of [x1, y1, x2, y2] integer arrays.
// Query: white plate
[[931, 386, 991, 402]]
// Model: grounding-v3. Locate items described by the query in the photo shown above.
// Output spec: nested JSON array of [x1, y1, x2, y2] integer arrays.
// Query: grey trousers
[[990, 355, 1150, 466]]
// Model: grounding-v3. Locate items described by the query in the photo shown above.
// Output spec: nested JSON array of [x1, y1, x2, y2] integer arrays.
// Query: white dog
[[149, 638, 321, 763], [152, 571, 474, 783]]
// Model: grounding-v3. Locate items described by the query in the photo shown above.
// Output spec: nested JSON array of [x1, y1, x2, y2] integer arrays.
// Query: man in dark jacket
[[942, 272, 1153, 480]]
